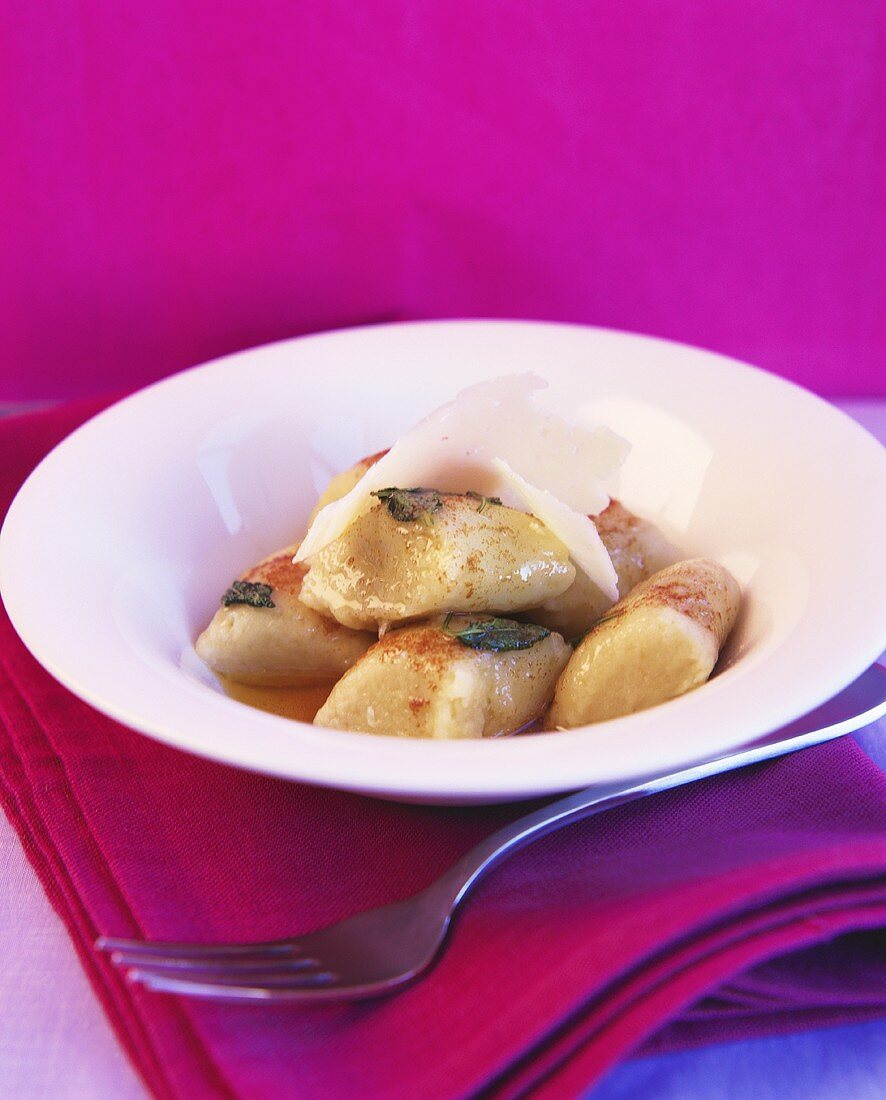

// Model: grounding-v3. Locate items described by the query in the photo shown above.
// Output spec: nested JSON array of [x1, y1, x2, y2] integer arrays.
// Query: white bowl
[[2, 321, 885, 803]]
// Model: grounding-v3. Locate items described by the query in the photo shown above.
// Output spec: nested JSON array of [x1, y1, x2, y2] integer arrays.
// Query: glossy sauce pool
[[217, 676, 336, 723]]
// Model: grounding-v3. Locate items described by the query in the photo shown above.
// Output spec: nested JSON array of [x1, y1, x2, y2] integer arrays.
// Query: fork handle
[[435, 685, 882, 915], [440, 762, 727, 911]]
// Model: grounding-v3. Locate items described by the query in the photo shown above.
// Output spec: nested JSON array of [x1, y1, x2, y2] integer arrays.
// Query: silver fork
[[98, 665, 885, 1003]]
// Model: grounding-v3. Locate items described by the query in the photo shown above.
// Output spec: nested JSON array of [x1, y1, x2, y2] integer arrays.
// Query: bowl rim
[[2, 318, 885, 802]]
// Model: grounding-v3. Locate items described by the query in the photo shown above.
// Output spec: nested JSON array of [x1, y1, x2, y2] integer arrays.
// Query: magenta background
[[1, 2, 883, 401]]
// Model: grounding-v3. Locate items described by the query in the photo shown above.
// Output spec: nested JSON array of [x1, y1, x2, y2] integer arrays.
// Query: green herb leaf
[[222, 580, 275, 608], [444, 616, 550, 653], [465, 491, 503, 514], [372, 487, 443, 522]]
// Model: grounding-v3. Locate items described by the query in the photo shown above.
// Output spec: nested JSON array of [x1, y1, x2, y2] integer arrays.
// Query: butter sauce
[[217, 675, 336, 724]]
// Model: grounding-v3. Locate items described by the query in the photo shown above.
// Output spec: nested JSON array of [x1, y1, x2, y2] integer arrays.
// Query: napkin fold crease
[[1, 400, 885, 1100]]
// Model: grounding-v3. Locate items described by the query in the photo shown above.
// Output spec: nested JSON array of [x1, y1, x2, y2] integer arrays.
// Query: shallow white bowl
[[2, 321, 885, 803]]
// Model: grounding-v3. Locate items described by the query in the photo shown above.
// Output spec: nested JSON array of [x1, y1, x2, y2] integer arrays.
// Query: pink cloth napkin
[[2, 401, 885, 1099]]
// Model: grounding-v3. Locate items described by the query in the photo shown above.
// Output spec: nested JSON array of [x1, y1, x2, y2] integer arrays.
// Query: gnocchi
[[548, 558, 740, 727], [299, 490, 575, 631], [196, 544, 374, 686], [315, 615, 570, 738], [196, 376, 742, 738]]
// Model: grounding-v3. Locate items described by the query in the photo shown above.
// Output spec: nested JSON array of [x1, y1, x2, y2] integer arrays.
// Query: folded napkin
[[1, 400, 885, 1100]]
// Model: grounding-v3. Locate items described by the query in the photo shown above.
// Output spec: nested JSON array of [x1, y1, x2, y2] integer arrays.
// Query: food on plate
[[196, 374, 742, 736], [314, 614, 571, 738], [299, 489, 576, 631], [548, 558, 740, 727], [195, 544, 374, 686], [527, 499, 676, 639], [294, 375, 627, 603]]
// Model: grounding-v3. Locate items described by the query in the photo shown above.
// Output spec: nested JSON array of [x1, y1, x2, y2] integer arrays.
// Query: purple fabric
[[2, 3, 883, 400], [1, 399, 886, 1098]]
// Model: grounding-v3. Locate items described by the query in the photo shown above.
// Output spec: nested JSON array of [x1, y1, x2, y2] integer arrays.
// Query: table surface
[[1, 398, 884, 1099]]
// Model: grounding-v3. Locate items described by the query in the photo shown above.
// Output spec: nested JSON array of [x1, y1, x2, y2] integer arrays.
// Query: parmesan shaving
[[295, 374, 629, 598], [490, 458, 620, 601]]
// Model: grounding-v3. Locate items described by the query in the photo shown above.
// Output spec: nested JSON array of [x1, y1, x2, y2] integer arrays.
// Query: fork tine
[[109, 951, 321, 974], [127, 968, 340, 1000], [96, 936, 299, 960]]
